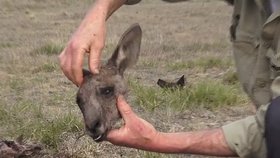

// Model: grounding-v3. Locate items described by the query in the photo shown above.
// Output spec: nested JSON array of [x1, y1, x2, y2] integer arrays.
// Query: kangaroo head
[[76, 24, 142, 142]]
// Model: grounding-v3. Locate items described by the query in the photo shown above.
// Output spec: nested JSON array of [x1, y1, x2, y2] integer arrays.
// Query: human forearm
[[147, 129, 236, 156], [83, 0, 126, 22]]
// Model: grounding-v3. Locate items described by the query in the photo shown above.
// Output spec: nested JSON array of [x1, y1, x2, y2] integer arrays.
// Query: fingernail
[[92, 69, 99, 74]]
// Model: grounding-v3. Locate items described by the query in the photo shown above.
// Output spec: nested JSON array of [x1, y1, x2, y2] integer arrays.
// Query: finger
[[59, 49, 75, 83], [61, 61, 74, 83], [106, 128, 124, 144], [117, 95, 135, 121], [71, 47, 84, 86], [89, 46, 102, 74]]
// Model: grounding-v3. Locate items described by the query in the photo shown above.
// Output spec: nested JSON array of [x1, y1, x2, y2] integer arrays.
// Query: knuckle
[[68, 40, 83, 53], [93, 41, 104, 50], [90, 57, 99, 63], [122, 109, 132, 115], [120, 104, 133, 116], [61, 65, 71, 75], [68, 42, 78, 52], [71, 65, 80, 73]]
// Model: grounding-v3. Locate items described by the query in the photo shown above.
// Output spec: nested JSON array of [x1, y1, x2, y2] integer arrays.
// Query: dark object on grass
[[0, 135, 42, 158], [157, 75, 185, 89]]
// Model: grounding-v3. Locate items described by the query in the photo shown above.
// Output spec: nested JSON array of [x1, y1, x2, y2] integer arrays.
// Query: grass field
[[0, 0, 254, 157]]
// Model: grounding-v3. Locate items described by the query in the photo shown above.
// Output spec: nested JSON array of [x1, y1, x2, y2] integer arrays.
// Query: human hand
[[59, 8, 106, 86], [106, 96, 159, 150]]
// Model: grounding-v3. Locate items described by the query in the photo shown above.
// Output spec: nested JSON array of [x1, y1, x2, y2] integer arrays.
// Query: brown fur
[[76, 24, 142, 142]]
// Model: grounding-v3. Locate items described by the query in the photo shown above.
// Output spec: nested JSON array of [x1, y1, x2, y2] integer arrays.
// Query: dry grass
[[0, 0, 253, 157]]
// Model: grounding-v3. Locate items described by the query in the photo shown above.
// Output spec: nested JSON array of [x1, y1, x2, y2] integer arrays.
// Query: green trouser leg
[[247, 10, 280, 108], [232, 41, 271, 108], [249, 41, 272, 108], [233, 42, 258, 97], [263, 11, 280, 98], [232, 0, 272, 108]]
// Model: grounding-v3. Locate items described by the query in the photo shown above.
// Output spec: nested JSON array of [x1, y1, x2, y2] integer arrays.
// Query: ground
[[0, 0, 255, 157]]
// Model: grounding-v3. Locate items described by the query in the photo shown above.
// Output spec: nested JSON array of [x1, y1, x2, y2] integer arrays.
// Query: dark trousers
[[265, 96, 280, 158]]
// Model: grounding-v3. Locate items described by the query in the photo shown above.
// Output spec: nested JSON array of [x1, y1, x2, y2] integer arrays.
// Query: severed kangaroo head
[[76, 24, 142, 142]]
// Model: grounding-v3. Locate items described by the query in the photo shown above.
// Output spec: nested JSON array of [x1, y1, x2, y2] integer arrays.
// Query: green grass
[[139, 59, 160, 68], [0, 100, 83, 150], [31, 43, 64, 56], [31, 114, 82, 149], [167, 57, 232, 71], [32, 62, 58, 73], [129, 78, 245, 111], [162, 44, 177, 52], [222, 70, 238, 85], [129, 81, 161, 111], [186, 81, 242, 108], [0, 42, 13, 48], [182, 41, 228, 53], [9, 78, 26, 92], [0, 103, 9, 122]]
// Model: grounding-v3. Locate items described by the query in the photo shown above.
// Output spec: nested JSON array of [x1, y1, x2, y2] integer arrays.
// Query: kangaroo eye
[[99, 87, 114, 97]]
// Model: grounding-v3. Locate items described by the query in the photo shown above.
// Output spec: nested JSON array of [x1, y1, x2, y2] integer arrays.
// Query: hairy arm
[[107, 96, 236, 157], [84, 0, 126, 20], [150, 129, 235, 156]]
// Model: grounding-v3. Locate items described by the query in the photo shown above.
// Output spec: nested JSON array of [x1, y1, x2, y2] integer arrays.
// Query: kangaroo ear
[[107, 23, 142, 75], [176, 75, 185, 87], [157, 79, 168, 88]]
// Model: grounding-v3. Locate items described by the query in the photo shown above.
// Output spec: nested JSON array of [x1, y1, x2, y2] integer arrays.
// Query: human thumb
[[116, 95, 134, 121], [106, 128, 124, 144]]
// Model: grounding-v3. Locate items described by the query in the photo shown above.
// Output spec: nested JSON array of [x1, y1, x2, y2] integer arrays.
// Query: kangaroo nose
[[86, 119, 102, 132], [86, 119, 106, 141]]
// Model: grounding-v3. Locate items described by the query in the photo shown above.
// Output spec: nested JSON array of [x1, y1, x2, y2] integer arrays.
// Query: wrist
[[83, 3, 107, 23], [138, 130, 163, 152], [94, 0, 126, 18], [81, 0, 126, 27], [144, 131, 176, 153], [148, 132, 189, 153]]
